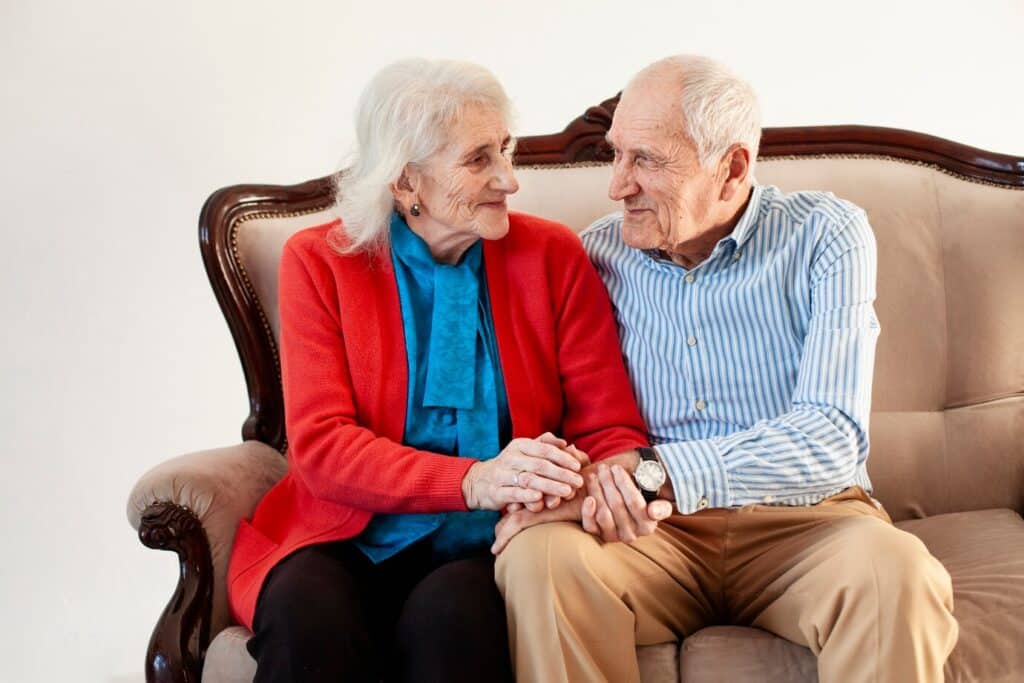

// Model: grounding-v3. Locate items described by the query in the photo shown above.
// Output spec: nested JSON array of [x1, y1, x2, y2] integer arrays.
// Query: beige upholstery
[[902, 509, 1024, 682], [666, 509, 1024, 683], [203, 628, 681, 682], [185, 155, 1024, 682], [757, 162, 1024, 521], [513, 159, 1024, 521], [204, 627, 258, 683], [679, 626, 818, 682], [127, 441, 288, 637], [234, 209, 335, 343]]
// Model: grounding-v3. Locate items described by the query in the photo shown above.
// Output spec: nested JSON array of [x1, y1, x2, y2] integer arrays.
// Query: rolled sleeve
[[651, 208, 879, 511]]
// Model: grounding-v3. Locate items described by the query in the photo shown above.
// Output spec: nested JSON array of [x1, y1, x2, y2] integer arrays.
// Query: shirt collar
[[638, 184, 765, 267], [726, 184, 765, 249]]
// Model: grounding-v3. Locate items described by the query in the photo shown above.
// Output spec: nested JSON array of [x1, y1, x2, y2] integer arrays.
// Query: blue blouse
[[354, 212, 511, 563]]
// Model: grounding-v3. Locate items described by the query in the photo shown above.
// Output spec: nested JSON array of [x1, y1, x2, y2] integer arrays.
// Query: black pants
[[246, 538, 514, 683]]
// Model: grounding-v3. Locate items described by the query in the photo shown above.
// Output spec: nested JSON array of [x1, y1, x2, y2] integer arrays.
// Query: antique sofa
[[127, 96, 1024, 682]]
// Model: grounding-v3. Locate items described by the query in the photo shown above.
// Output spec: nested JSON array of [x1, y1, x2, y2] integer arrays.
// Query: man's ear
[[718, 145, 751, 202]]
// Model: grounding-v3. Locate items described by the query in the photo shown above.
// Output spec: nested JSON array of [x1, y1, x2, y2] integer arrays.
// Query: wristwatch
[[634, 447, 666, 502]]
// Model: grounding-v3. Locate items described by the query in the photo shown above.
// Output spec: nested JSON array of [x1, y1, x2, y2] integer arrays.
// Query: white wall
[[2, 1, 1021, 680]]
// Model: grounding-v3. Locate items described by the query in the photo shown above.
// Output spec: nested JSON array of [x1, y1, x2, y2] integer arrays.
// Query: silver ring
[[516, 470, 527, 488]]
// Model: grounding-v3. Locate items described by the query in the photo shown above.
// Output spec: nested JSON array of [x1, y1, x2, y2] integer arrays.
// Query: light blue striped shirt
[[581, 185, 879, 514]]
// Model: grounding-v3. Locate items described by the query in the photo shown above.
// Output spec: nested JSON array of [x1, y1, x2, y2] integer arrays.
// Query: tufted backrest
[[509, 159, 1024, 521], [214, 128, 1023, 523]]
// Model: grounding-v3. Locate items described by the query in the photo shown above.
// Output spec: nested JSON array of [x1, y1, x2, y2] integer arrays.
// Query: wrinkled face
[[413, 103, 519, 243], [606, 78, 721, 253]]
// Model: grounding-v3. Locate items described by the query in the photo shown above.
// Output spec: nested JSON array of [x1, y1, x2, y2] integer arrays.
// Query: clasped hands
[[461, 432, 587, 510], [460, 433, 673, 555]]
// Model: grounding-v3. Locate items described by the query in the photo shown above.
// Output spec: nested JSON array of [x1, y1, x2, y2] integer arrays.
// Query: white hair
[[630, 55, 761, 176], [332, 58, 514, 253]]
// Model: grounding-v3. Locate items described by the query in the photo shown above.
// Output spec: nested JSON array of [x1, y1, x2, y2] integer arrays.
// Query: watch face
[[635, 460, 666, 492]]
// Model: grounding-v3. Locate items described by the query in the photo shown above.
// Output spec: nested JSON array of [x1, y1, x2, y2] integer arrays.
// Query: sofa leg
[[138, 502, 213, 683]]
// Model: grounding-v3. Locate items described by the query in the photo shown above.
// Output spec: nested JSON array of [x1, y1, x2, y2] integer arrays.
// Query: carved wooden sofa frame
[[128, 94, 1024, 682]]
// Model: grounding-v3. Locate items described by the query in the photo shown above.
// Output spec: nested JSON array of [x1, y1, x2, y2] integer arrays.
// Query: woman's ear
[[390, 165, 419, 208]]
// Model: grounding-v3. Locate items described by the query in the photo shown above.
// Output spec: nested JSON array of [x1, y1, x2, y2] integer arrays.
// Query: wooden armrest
[[127, 441, 286, 683]]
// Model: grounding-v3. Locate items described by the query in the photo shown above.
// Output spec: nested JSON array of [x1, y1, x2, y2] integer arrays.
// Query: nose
[[493, 154, 519, 195], [608, 157, 638, 201]]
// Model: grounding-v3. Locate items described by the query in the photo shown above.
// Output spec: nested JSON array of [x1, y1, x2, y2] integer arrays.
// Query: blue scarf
[[354, 212, 509, 563]]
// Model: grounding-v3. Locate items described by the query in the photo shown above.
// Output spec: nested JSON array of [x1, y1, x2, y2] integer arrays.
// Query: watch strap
[[638, 446, 659, 463]]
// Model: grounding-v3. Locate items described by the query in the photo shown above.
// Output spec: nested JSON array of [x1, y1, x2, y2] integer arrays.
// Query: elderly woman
[[226, 59, 648, 683]]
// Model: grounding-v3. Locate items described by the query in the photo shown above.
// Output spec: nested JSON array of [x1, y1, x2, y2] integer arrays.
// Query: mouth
[[478, 200, 508, 210]]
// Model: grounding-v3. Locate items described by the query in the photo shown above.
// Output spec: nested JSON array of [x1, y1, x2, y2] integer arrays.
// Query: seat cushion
[[202, 625, 678, 682], [679, 626, 817, 682], [202, 509, 1024, 683], [637, 642, 680, 682], [901, 508, 1024, 682], [678, 508, 1024, 683]]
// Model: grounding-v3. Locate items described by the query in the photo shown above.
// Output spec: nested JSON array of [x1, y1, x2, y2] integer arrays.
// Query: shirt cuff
[[654, 440, 730, 514]]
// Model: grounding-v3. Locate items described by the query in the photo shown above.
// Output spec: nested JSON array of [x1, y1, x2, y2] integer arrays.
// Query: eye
[[635, 155, 657, 170]]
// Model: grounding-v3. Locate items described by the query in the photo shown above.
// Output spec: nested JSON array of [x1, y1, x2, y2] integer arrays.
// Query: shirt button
[[697, 496, 709, 509], [684, 274, 696, 284], [695, 399, 707, 411], [733, 251, 742, 261], [441, 411, 455, 426], [686, 336, 697, 347], [763, 495, 775, 503]]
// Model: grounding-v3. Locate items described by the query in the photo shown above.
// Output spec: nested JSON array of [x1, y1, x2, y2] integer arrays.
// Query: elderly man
[[491, 55, 958, 683]]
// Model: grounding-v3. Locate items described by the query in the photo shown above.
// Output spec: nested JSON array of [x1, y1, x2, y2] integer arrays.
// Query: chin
[[621, 220, 660, 250], [476, 215, 511, 241]]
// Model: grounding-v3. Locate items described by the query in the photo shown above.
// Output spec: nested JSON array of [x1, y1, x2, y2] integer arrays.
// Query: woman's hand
[[461, 434, 585, 511], [505, 433, 591, 513], [524, 433, 591, 512]]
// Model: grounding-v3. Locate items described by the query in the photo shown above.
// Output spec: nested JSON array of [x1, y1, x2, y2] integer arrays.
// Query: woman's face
[[402, 103, 519, 262]]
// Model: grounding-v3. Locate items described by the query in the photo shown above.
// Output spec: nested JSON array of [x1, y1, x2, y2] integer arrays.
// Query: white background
[[2, 1, 1022, 680]]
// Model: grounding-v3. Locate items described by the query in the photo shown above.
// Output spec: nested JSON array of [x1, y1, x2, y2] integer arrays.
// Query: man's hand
[[582, 461, 673, 543]]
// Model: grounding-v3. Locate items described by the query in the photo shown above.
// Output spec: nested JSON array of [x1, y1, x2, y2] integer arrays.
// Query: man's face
[[606, 78, 721, 253]]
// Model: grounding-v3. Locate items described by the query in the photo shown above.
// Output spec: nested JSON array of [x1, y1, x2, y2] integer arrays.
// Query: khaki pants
[[495, 487, 957, 683]]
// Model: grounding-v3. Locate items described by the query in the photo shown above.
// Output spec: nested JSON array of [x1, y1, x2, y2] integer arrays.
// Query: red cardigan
[[227, 212, 648, 629]]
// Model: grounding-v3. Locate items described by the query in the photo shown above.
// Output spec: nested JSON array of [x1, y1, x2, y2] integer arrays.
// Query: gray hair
[[332, 58, 514, 253], [630, 55, 761, 176]]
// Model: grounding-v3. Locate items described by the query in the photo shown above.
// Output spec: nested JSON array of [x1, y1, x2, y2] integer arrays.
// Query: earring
[[410, 203, 421, 217]]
